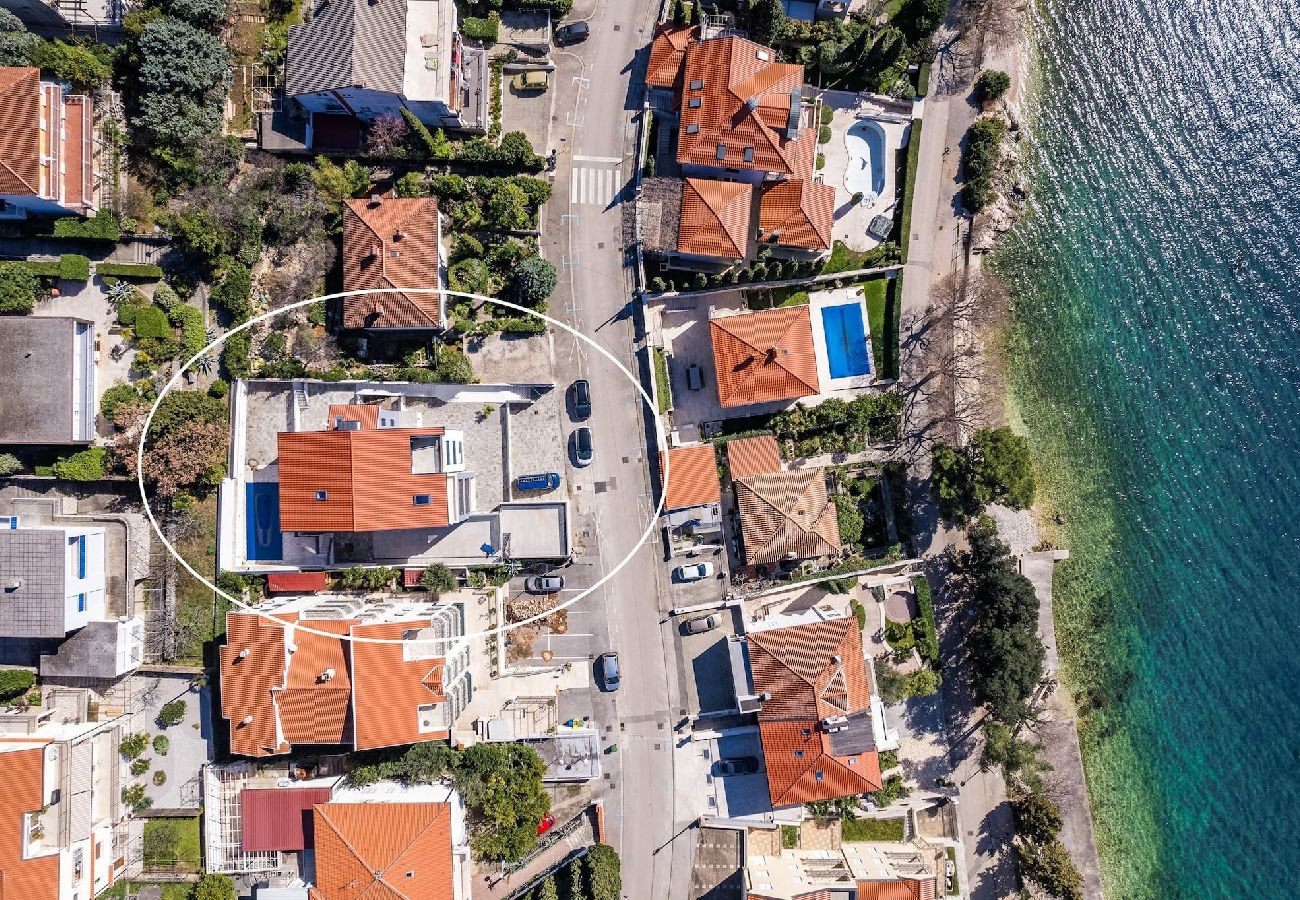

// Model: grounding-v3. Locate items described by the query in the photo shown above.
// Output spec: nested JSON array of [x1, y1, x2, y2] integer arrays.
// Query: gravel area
[[985, 503, 1039, 556]]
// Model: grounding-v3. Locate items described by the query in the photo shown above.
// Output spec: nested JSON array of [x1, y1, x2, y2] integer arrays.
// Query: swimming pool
[[820, 303, 872, 378], [844, 119, 887, 201], [246, 482, 283, 561]]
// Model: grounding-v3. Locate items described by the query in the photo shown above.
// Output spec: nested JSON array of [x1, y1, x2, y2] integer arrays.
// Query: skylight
[[716, 144, 726, 160], [688, 97, 701, 108], [314, 490, 328, 501], [690, 79, 704, 90]]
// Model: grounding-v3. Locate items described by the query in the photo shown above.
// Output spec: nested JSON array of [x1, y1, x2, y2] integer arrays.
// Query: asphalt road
[[539, 4, 698, 898]]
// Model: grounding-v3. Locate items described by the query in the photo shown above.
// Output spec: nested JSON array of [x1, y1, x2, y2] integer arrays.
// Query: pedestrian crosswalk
[[570, 165, 623, 207]]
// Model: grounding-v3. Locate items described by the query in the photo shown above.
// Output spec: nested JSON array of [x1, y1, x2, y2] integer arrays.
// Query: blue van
[[516, 472, 561, 491]]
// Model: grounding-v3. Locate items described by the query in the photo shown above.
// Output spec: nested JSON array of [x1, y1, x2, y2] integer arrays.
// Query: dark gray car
[[599, 651, 620, 691]]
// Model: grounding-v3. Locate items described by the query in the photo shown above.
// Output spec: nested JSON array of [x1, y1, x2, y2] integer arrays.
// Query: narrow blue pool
[[821, 303, 873, 379], [246, 482, 283, 561]]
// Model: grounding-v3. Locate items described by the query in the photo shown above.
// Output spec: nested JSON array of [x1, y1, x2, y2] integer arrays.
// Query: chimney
[[240, 715, 254, 726], [238, 648, 251, 659], [394, 230, 406, 241], [320, 668, 336, 682], [370, 242, 382, 259], [831, 655, 841, 665], [369, 193, 382, 206], [4, 578, 20, 591]]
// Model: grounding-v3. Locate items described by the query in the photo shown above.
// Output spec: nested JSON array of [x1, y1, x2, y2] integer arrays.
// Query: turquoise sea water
[[996, 0, 1300, 895]]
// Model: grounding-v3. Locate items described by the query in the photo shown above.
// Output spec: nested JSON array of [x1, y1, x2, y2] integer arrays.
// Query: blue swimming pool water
[[844, 120, 887, 200], [820, 303, 871, 379], [246, 482, 283, 561]]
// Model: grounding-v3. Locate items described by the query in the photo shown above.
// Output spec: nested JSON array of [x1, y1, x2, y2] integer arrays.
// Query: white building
[[0, 519, 106, 638]]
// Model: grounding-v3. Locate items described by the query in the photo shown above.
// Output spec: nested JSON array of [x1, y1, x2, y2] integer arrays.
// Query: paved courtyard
[[500, 66, 557, 157], [817, 91, 913, 251]]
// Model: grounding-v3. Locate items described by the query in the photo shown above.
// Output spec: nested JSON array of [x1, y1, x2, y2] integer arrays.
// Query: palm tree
[[194, 354, 214, 375]]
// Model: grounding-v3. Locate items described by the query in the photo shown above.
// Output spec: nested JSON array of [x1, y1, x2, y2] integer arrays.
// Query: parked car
[[524, 575, 564, 594], [682, 613, 719, 635], [516, 472, 561, 491], [598, 651, 621, 691], [555, 21, 590, 44], [572, 426, 594, 466], [511, 70, 549, 92], [686, 364, 704, 391], [714, 757, 760, 776], [570, 379, 592, 419], [674, 561, 714, 582]]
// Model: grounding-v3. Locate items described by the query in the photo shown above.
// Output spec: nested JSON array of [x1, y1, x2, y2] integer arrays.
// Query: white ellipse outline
[[137, 288, 669, 646]]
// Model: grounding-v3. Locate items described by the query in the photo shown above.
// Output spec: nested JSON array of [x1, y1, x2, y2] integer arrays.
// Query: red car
[[537, 814, 556, 835]]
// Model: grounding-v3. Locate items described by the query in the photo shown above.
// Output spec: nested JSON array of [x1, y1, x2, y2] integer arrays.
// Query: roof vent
[[369, 193, 382, 206], [240, 715, 254, 726], [3, 579, 20, 592], [831, 655, 841, 665], [320, 667, 336, 682], [286, 643, 297, 653], [238, 648, 251, 659]]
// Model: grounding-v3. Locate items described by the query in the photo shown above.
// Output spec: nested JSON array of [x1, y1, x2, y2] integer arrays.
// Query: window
[[76, 593, 86, 613], [800, 727, 811, 737], [687, 98, 701, 108], [685, 123, 699, 134], [848, 757, 857, 765], [814, 770, 824, 781], [743, 147, 754, 162], [793, 750, 804, 758], [76, 535, 86, 579], [715, 144, 726, 160], [413, 494, 432, 506], [689, 79, 704, 90], [314, 490, 328, 501]]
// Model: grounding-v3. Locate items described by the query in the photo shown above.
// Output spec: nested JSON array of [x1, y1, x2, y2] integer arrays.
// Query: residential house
[[0, 0, 124, 29], [285, 0, 486, 148], [0, 317, 96, 445], [733, 468, 841, 566], [645, 22, 697, 93], [0, 519, 106, 638], [219, 592, 472, 757], [677, 177, 754, 266], [0, 68, 97, 218], [758, 178, 836, 257], [723, 434, 783, 480], [340, 195, 447, 331], [661, 444, 722, 539], [744, 832, 942, 899], [710, 306, 820, 409], [0, 697, 127, 899], [731, 613, 882, 810]]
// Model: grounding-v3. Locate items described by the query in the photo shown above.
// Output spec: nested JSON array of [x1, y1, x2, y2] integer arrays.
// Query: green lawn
[[103, 883, 190, 900], [841, 816, 906, 842], [946, 846, 960, 895], [899, 120, 924, 261], [864, 278, 888, 375], [653, 347, 671, 414], [143, 817, 201, 873], [825, 240, 873, 274]]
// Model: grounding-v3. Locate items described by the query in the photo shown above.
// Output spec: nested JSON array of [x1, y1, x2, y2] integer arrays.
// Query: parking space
[[697, 727, 773, 819], [505, 561, 606, 668], [664, 546, 729, 609], [675, 604, 741, 715], [500, 67, 555, 155]]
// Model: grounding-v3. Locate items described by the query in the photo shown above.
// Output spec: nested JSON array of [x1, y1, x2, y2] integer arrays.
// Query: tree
[[748, 0, 785, 47], [157, 699, 187, 727], [454, 743, 550, 862], [164, 0, 232, 30], [147, 390, 228, 439], [0, 263, 39, 314], [498, 131, 542, 167], [670, 0, 686, 27], [584, 844, 622, 900], [313, 156, 372, 206], [420, 563, 456, 596], [1018, 839, 1083, 900], [975, 69, 1011, 103], [971, 621, 1044, 723], [534, 876, 559, 900], [140, 419, 230, 498], [0, 453, 20, 476], [485, 181, 531, 231], [968, 426, 1035, 509], [192, 873, 236, 900], [136, 19, 229, 96], [432, 347, 473, 383], [931, 441, 976, 519], [120, 732, 149, 759], [164, 207, 229, 267], [0, 10, 36, 67], [0, 669, 35, 700], [834, 495, 863, 547], [210, 262, 253, 321], [367, 113, 409, 155], [981, 722, 1051, 791], [143, 821, 181, 866], [510, 256, 557, 306], [30, 41, 110, 90], [1011, 790, 1063, 844]]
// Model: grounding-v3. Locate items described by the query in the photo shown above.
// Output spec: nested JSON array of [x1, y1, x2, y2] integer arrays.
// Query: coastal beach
[[995, 0, 1300, 894]]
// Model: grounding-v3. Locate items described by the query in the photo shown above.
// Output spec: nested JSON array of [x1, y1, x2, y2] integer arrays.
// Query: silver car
[[682, 614, 719, 635], [524, 575, 564, 594], [674, 561, 714, 582]]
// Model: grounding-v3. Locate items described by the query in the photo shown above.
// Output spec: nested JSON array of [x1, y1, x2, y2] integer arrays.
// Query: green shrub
[[134, 305, 172, 339], [210, 263, 253, 322], [911, 575, 939, 668], [975, 69, 1011, 103], [122, 784, 152, 813], [0, 669, 35, 701], [57, 254, 90, 281], [221, 331, 252, 378], [584, 844, 621, 900], [157, 699, 187, 727], [51, 448, 108, 481], [872, 775, 910, 807], [780, 825, 799, 848], [152, 770, 167, 786], [961, 116, 1007, 212], [153, 734, 170, 756], [120, 732, 149, 760], [818, 124, 832, 144], [498, 316, 546, 334], [0, 453, 21, 476], [419, 563, 456, 595], [95, 263, 163, 280], [130, 758, 150, 776], [0, 262, 40, 314], [307, 300, 327, 326], [170, 303, 207, 359], [461, 15, 499, 41], [52, 209, 120, 241]]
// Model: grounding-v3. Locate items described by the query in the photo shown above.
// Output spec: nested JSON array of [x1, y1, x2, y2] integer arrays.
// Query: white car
[[674, 562, 714, 582]]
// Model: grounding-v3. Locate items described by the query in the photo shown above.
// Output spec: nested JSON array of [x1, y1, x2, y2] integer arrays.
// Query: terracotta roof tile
[[710, 306, 819, 407], [266, 571, 329, 593], [220, 613, 292, 757], [679, 178, 753, 259], [313, 801, 454, 900], [858, 881, 929, 900], [724, 435, 782, 478], [0, 68, 41, 196], [327, 403, 381, 430], [646, 23, 697, 89], [676, 37, 816, 177], [735, 468, 840, 564], [350, 620, 448, 750], [279, 618, 356, 746], [662, 445, 721, 510], [759, 179, 835, 251], [758, 721, 881, 807], [342, 197, 444, 330], [278, 428, 449, 532], [0, 746, 59, 900]]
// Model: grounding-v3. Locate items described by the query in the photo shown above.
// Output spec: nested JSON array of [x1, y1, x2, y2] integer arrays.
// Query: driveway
[[501, 69, 557, 155], [674, 604, 740, 715]]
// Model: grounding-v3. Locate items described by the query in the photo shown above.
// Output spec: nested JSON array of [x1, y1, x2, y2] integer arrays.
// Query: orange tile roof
[[679, 178, 753, 259], [279, 618, 357, 746], [0, 68, 41, 196], [710, 306, 819, 408], [349, 620, 448, 750], [61, 95, 93, 212], [735, 468, 841, 564], [676, 36, 817, 177], [327, 403, 381, 430], [266, 571, 329, 593], [0, 746, 58, 900], [747, 617, 880, 806], [221, 612, 291, 757], [313, 801, 454, 900], [662, 445, 721, 510], [646, 23, 697, 89], [725, 435, 782, 478], [342, 197, 443, 330], [759, 179, 836, 251], [857, 881, 932, 900], [278, 428, 449, 532]]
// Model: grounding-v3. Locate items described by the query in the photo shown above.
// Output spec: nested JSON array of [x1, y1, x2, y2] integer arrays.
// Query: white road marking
[[570, 165, 622, 206], [574, 154, 623, 163]]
